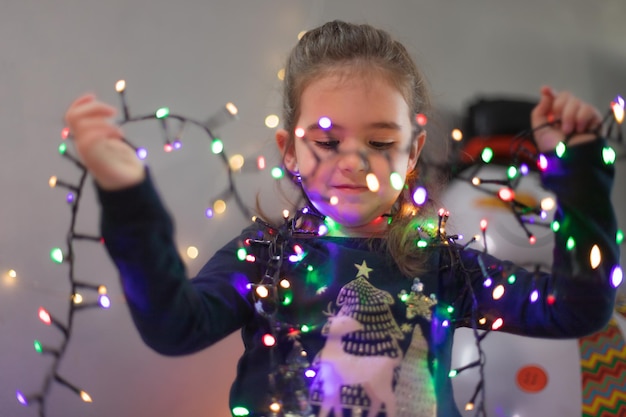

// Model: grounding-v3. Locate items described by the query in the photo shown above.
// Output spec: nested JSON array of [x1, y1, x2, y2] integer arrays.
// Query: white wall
[[1, 1, 624, 416]]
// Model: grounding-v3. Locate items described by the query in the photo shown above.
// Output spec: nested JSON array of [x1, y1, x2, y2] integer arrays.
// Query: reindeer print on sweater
[[309, 261, 436, 417]]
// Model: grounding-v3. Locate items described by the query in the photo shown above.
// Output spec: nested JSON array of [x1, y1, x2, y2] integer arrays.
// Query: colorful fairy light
[[232, 406, 250, 416], [318, 116, 332, 129], [590, 245, 601, 269], [481, 147, 494, 163], [497, 187, 515, 202], [555, 141, 566, 158], [366, 173, 380, 192], [412, 186, 428, 205], [492, 285, 505, 300], [211, 139, 224, 154], [602, 146, 616, 165], [612, 97, 624, 123], [136, 147, 148, 160], [415, 113, 428, 126], [537, 154, 548, 171], [530, 290, 540, 303], [389, 172, 404, 190], [491, 318, 504, 330], [612, 266, 623, 288], [262, 334, 276, 347]]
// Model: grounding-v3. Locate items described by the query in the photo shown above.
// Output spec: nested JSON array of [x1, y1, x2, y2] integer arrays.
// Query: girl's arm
[[452, 89, 619, 337], [64, 94, 257, 355]]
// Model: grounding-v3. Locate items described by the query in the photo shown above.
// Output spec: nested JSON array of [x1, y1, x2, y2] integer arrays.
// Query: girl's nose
[[336, 149, 366, 172]]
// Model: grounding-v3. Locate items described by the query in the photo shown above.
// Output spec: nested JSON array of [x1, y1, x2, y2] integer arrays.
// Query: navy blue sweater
[[98, 140, 618, 417]]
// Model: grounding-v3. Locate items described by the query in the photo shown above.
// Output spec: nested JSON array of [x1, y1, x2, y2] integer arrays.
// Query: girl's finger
[[559, 97, 581, 135], [531, 86, 556, 128], [575, 105, 602, 133], [65, 100, 118, 127]]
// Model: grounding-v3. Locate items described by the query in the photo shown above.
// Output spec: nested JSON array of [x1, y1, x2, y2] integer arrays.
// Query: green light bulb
[[50, 248, 64, 264], [389, 172, 404, 190], [211, 139, 224, 154], [155, 107, 170, 119], [301, 324, 311, 333], [281, 294, 293, 306], [232, 407, 250, 416], [566, 237, 576, 251], [507, 166, 518, 179], [551, 221, 560, 232], [270, 167, 284, 179], [449, 369, 458, 378], [555, 142, 566, 158], [58, 143, 67, 155], [602, 146, 616, 165], [34, 340, 43, 354], [481, 147, 494, 163], [617, 230, 624, 245], [236, 248, 247, 261], [507, 274, 516, 284]]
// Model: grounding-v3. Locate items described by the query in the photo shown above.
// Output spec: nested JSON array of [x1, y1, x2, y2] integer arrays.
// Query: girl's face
[[277, 72, 425, 237]]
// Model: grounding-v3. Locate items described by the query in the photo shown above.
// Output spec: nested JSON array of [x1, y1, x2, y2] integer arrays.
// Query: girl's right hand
[[64, 94, 145, 190]]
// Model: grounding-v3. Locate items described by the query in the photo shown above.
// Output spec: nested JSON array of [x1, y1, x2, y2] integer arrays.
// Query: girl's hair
[[280, 20, 435, 278]]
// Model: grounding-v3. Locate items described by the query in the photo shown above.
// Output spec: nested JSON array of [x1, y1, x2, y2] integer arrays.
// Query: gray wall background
[[1, 1, 625, 416]]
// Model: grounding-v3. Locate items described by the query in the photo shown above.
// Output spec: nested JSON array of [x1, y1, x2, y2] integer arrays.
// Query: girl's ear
[[275, 128, 297, 172], [408, 130, 426, 172]]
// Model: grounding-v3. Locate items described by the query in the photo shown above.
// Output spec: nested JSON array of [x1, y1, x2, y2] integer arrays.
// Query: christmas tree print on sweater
[[311, 260, 417, 417]]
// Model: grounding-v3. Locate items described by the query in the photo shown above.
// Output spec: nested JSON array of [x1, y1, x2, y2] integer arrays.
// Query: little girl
[[64, 20, 619, 417]]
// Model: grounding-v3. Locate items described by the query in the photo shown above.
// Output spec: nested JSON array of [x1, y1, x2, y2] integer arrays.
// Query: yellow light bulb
[[280, 279, 290, 288], [366, 173, 380, 192], [187, 246, 199, 259], [329, 196, 339, 206], [471, 177, 481, 186], [80, 391, 93, 403], [590, 245, 601, 269], [478, 317, 487, 325], [451, 129, 463, 141], [256, 286, 269, 298], [282, 210, 290, 218], [49, 176, 58, 188], [277, 68, 285, 81], [115, 80, 126, 93], [225, 102, 238, 116], [541, 197, 556, 211], [98, 285, 107, 295], [73, 293, 83, 304], [213, 200, 226, 214], [229, 154, 245, 171], [264, 114, 280, 129], [492, 285, 505, 300], [269, 402, 281, 413], [4, 269, 17, 286]]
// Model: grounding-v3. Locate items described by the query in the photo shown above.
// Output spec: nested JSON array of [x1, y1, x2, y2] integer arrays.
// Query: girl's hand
[[64, 94, 145, 190], [530, 86, 602, 153]]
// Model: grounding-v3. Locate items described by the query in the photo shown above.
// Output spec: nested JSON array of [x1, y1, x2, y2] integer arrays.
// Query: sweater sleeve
[[452, 138, 619, 338], [97, 170, 259, 355]]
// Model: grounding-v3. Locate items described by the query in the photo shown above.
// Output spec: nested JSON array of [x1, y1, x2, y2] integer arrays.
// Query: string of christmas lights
[[18, 83, 624, 417], [16, 79, 266, 416]]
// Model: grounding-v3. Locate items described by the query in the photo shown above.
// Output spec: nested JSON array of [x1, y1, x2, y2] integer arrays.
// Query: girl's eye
[[314, 139, 340, 150], [369, 141, 394, 150]]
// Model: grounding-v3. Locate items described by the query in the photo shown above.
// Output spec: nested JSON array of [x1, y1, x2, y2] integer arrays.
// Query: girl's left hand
[[530, 86, 602, 153]]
